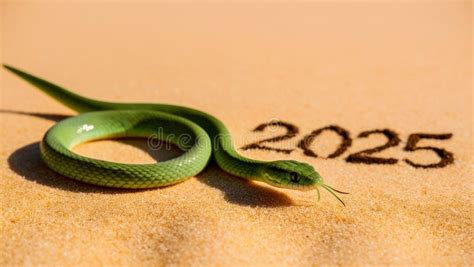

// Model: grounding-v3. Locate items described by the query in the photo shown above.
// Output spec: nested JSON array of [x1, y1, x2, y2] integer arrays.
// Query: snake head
[[259, 160, 323, 191], [259, 160, 349, 205]]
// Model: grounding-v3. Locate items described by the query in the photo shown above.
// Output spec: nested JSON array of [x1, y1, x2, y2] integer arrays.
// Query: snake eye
[[290, 172, 300, 183]]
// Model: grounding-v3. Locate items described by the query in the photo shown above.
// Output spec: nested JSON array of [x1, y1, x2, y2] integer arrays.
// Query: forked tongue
[[317, 183, 349, 206]]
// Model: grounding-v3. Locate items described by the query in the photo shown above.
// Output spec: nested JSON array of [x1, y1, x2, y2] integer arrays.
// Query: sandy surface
[[1, 2, 472, 266]]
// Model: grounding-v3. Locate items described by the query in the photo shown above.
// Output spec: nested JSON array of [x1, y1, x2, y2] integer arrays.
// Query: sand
[[0, 2, 472, 266]]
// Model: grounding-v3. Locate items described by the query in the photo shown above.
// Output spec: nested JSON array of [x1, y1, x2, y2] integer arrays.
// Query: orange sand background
[[0, 2, 472, 266]]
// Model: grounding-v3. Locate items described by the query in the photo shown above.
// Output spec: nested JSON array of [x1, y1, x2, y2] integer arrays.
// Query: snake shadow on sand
[[4, 110, 293, 207]]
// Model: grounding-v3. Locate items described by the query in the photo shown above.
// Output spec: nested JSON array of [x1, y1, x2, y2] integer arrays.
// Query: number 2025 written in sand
[[241, 121, 454, 169]]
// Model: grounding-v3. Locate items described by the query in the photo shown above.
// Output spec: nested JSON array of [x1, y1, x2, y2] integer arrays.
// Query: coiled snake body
[[4, 65, 347, 204]]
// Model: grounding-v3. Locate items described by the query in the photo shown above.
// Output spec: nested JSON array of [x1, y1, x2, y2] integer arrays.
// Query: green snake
[[4, 64, 347, 205]]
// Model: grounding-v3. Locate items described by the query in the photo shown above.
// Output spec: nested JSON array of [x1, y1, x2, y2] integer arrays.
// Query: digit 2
[[346, 129, 401, 164], [241, 121, 299, 154]]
